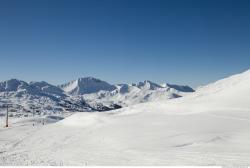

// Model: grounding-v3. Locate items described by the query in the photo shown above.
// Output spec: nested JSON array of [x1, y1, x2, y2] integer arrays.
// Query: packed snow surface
[[0, 70, 250, 166]]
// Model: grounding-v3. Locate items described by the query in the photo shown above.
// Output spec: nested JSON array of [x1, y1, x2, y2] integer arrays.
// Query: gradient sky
[[0, 0, 250, 87]]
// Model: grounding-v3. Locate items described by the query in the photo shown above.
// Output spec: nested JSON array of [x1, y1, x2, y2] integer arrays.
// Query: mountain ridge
[[0, 77, 195, 112]]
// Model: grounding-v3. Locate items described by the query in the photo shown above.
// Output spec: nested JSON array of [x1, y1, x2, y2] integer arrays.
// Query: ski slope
[[0, 70, 250, 166]]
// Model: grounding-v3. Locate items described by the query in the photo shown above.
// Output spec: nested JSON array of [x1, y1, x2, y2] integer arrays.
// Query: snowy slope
[[127, 69, 250, 115], [0, 69, 250, 166]]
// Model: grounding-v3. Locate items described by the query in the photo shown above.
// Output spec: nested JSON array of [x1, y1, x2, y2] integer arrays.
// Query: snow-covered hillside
[[125, 69, 250, 115], [0, 69, 250, 166]]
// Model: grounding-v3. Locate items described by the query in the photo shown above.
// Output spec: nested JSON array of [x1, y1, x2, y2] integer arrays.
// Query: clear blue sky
[[0, 0, 250, 87]]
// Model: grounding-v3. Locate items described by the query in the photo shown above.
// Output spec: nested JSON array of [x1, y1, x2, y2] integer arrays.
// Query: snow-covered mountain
[[58, 77, 194, 107], [0, 79, 37, 93], [0, 79, 93, 114], [0, 77, 194, 114], [0, 79, 68, 99], [1, 69, 250, 166], [29, 81, 65, 97], [60, 77, 116, 95], [81, 80, 194, 107], [161, 83, 195, 92], [136, 80, 163, 90], [0, 79, 66, 98]]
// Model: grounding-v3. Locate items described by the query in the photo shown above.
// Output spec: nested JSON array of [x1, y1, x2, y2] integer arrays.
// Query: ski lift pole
[[6, 105, 9, 127], [31, 106, 36, 126], [32, 107, 34, 117]]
